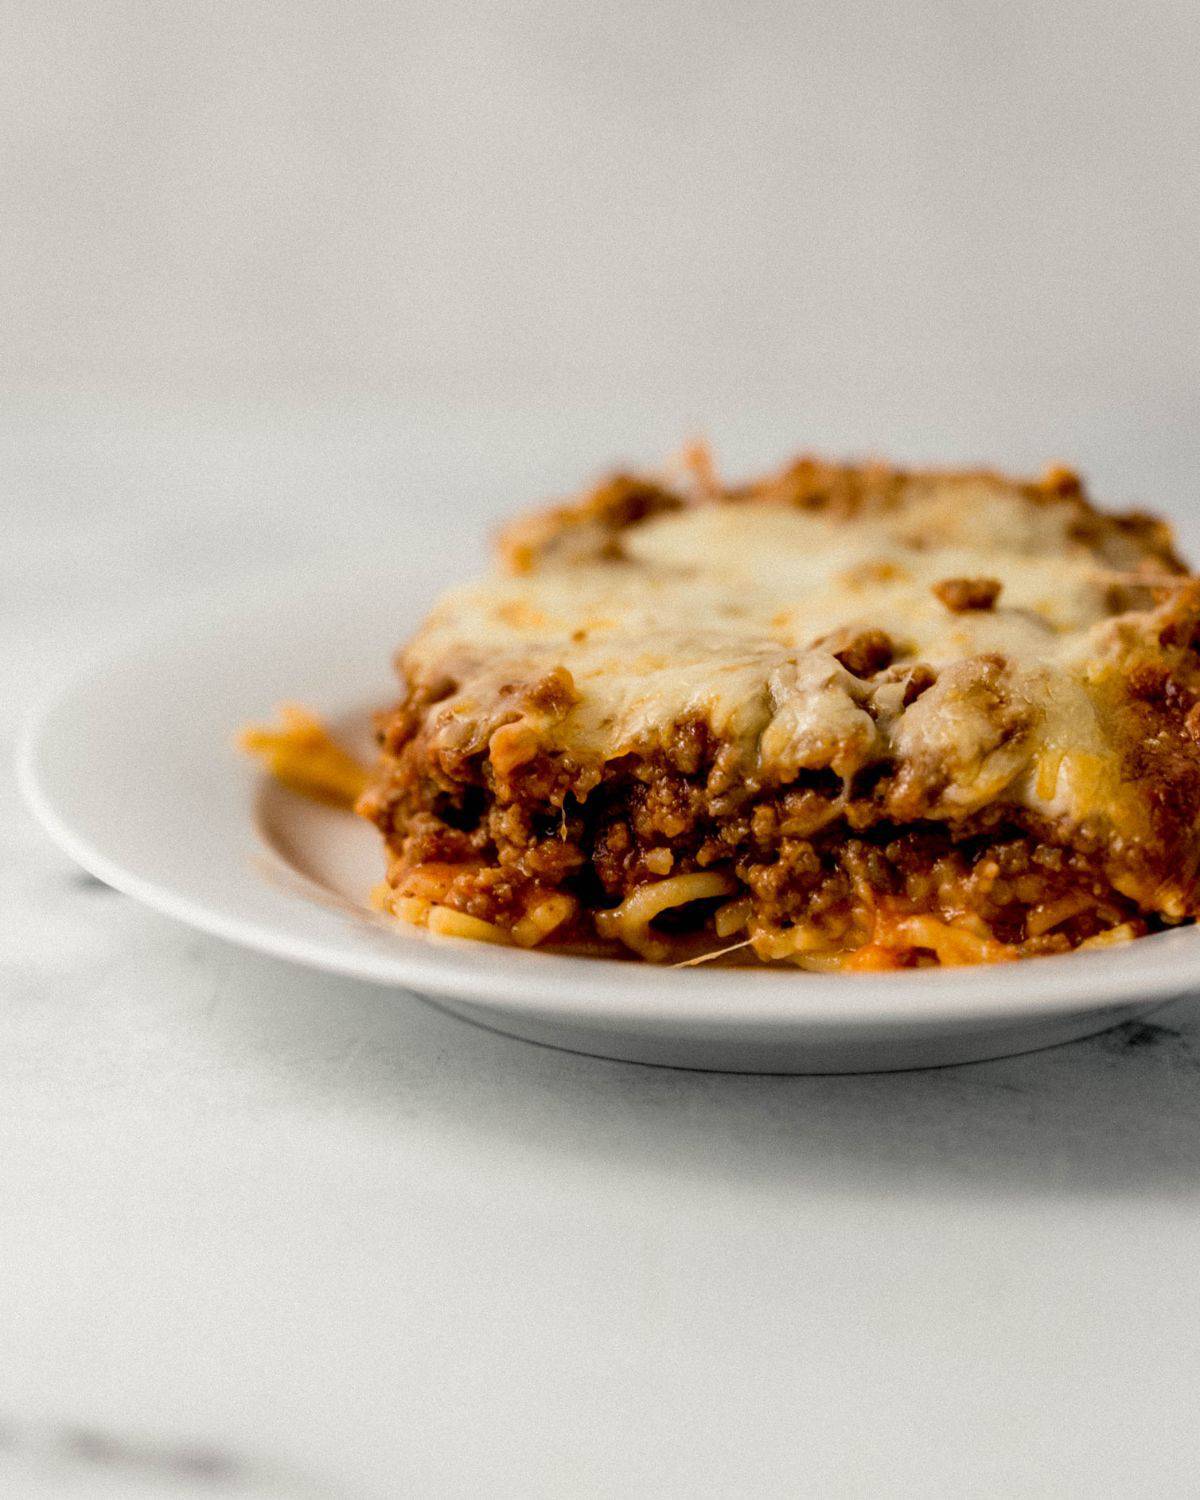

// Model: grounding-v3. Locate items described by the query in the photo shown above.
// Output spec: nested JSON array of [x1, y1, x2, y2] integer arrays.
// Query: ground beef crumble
[[362, 706, 1156, 960], [931, 576, 1003, 612]]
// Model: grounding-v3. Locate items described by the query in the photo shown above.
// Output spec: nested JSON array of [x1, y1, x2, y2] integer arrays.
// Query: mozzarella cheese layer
[[402, 471, 1181, 841]]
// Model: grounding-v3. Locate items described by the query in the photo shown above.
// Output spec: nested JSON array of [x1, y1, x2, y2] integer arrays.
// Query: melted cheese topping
[[403, 480, 1172, 836]]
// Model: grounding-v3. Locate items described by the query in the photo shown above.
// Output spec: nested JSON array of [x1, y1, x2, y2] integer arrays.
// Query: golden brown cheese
[[402, 468, 1181, 839]]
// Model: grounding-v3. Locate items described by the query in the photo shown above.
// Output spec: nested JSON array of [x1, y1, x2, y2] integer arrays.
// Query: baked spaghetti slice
[[357, 454, 1200, 968]]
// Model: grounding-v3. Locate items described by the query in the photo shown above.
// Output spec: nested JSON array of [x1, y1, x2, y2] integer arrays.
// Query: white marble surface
[[7, 402, 1200, 1498]]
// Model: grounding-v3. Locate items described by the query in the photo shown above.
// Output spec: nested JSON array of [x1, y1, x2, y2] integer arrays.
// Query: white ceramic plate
[[18, 555, 1200, 1073]]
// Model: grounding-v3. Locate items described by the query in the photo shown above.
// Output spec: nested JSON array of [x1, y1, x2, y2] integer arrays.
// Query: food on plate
[[254, 448, 1200, 968], [239, 704, 369, 807]]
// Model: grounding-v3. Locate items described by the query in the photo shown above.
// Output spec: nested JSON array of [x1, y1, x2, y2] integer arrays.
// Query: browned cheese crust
[[357, 455, 1200, 968]]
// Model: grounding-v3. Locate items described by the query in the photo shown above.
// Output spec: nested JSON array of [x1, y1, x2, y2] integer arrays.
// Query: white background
[[6, 0, 1200, 488], [6, 2, 1200, 1496]]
